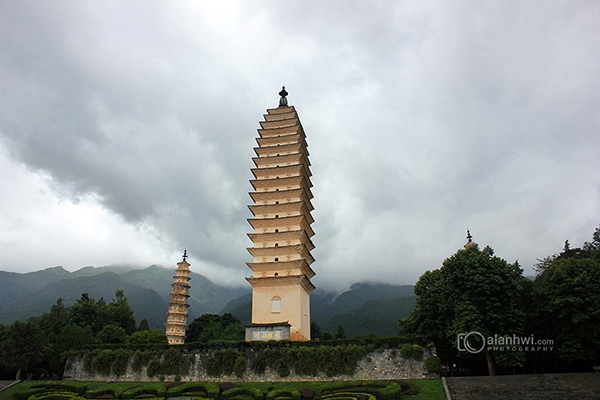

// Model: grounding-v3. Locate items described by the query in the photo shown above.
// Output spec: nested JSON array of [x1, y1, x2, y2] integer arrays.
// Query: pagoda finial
[[182, 249, 188, 262], [466, 229, 473, 243], [278, 86, 288, 107]]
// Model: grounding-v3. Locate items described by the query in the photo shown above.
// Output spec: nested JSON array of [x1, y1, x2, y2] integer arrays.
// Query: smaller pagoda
[[165, 250, 192, 345]]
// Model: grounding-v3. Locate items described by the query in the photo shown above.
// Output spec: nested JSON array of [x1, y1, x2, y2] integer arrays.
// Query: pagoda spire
[[464, 229, 478, 250], [278, 86, 288, 107], [165, 250, 192, 345]]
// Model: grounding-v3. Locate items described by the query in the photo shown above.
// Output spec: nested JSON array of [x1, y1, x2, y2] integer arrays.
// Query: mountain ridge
[[0, 266, 416, 337]]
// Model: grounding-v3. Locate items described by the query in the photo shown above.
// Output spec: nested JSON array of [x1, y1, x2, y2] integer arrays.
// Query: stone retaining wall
[[65, 348, 437, 382]]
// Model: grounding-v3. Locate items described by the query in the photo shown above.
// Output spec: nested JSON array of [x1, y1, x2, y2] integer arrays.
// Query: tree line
[[0, 289, 165, 379], [400, 225, 600, 376]]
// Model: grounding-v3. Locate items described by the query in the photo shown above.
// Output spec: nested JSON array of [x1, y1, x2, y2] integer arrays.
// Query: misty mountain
[[0, 266, 416, 337], [0, 265, 248, 328]]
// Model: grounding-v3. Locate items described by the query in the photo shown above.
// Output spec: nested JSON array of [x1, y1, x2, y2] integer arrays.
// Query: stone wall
[[64, 348, 437, 382]]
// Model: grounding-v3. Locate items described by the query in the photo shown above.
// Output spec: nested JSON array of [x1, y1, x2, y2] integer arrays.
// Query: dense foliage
[[0, 290, 166, 379], [401, 225, 600, 375], [186, 313, 244, 342]]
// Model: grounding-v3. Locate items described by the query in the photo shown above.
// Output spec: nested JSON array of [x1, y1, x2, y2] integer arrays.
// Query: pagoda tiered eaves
[[246, 99, 316, 342], [165, 256, 192, 345]]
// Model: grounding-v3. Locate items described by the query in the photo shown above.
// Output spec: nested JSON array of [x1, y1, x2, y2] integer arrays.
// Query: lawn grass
[[406, 379, 446, 400], [0, 379, 446, 400]]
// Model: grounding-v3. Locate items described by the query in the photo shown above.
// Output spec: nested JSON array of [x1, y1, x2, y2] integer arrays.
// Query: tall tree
[[69, 293, 109, 333], [533, 225, 600, 366], [401, 243, 527, 376], [107, 289, 136, 334], [0, 320, 47, 379]]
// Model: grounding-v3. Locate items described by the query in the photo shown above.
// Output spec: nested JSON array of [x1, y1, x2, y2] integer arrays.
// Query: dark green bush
[[31, 383, 88, 396], [131, 350, 154, 373], [424, 355, 442, 373], [94, 349, 115, 376], [166, 382, 220, 398], [221, 387, 263, 400], [85, 389, 116, 399], [206, 349, 243, 376], [410, 344, 423, 361], [234, 355, 247, 378], [266, 390, 301, 400], [13, 389, 46, 400], [112, 349, 130, 376], [28, 392, 83, 400], [399, 343, 423, 361]]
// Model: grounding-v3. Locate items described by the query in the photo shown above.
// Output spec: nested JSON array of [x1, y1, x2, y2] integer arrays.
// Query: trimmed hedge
[[266, 390, 302, 400], [28, 392, 85, 400], [166, 382, 220, 398], [321, 381, 402, 400], [221, 387, 263, 400], [322, 392, 377, 400]]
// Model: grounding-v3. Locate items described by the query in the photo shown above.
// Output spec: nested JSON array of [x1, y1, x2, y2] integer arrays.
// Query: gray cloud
[[1, 1, 599, 290]]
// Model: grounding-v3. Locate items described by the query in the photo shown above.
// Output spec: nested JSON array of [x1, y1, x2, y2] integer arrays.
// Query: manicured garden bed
[[0, 379, 445, 400]]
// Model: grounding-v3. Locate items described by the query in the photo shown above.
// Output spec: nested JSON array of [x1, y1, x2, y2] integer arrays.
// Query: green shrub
[[120, 388, 160, 400], [400, 343, 423, 361], [221, 388, 263, 400], [94, 349, 115, 376], [399, 343, 412, 359], [410, 344, 423, 361], [31, 383, 88, 396], [206, 349, 243, 376], [85, 389, 117, 399], [28, 391, 82, 400], [322, 393, 376, 400], [131, 350, 154, 373], [112, 349, 130, 376], [13, 388, 45, 400], [83, 351, 95, 374], [424, 355, 442, 373], [234, 355, 246, 378], [166, 382, 220, 398], [266, 390, 301, 400]]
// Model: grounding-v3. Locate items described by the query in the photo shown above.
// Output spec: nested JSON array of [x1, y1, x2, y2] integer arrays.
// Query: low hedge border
[[322, 392, 377, 400], [165, 382, 220, 398], [221, 387, 263, 400], [265, 390, 301, 400]]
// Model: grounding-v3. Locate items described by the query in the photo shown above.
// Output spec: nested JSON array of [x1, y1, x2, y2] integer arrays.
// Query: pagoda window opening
[[275, 243, 279, 247], [271, 296, 281, 313], [275, 215, 279, 218], [274, 258, 279, 262], [275, 229, 279, 233]]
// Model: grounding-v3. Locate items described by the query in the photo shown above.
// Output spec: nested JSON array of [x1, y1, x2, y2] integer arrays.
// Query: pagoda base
[[245, 322, 291, 342]]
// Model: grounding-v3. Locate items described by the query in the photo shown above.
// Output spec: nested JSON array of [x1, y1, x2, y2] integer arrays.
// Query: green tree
[[0, 320, 47, 379], [138, 318, 150, 331], [310, 321, 322, 339], [107, 289, 137, 334], [69, 293, 110, 333], [98, 324, 128, 344], [54, 323, 95, 355], [334, 324, 347, 340], [401, 243, 527, 376], [127, 329, 167, 344], [534, 250, 600, 364], [186, 313, 244, 342]]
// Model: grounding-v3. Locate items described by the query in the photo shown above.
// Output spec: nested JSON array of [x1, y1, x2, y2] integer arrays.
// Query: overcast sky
[[1, 1, 599, 291]]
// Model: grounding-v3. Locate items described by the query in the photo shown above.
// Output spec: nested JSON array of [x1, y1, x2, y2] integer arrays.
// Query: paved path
[[445, 373, 600, 400], [0, 381, 20, 392]]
